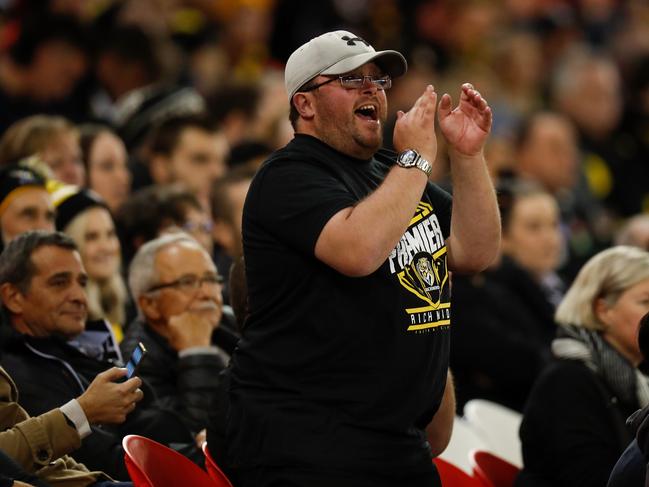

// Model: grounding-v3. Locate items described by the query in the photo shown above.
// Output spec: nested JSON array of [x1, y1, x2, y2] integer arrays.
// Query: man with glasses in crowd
[[225, 30, 501, 486], [0, 230, 202, 480], [122, 232, 229, 436]]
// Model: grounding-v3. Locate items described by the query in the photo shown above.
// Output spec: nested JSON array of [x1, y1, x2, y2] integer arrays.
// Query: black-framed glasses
[[300, 75, 392, 93], [147, 273, 224, 293]]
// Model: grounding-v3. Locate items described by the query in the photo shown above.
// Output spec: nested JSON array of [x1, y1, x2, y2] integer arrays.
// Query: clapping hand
[[438, 83, 492, 157]]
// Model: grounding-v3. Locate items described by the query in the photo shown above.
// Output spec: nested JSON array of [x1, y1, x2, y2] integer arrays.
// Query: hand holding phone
[[78, 367, 143, 424]]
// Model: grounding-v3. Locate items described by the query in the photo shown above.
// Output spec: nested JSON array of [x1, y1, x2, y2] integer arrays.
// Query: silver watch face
[[399, 150, 417, 166]]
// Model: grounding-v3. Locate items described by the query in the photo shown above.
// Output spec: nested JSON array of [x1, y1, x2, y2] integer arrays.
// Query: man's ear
[[138, 294, 161, 322], [292, 93, 315, 120], [149, 155, 171, 185], [0, 282, 24, 314]]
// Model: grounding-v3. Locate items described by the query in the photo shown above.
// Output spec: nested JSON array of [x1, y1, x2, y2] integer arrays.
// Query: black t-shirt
[[227, 134, 452, 473]]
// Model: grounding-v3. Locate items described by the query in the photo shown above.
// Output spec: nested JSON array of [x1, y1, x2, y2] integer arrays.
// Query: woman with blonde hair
[[0, 115, 84, 185], [51, 184, 128, 340], [516, 246, 649, 487]]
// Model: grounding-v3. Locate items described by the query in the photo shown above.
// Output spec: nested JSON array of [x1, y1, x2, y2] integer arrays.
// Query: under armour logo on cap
[[341, 35, 370, 47], [284, 30, 407, 102]]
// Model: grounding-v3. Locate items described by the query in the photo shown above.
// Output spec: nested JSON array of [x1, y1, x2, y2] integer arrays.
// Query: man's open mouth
[[355, 104, 378, 121]]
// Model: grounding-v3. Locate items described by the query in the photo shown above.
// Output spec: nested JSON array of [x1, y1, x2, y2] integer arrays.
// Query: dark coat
[[121, 318, 229, 434], [516, 360, 633, 487], [450, 256, 557, 411], [0, 330, 198, 480], [607, 402, 649, 487]]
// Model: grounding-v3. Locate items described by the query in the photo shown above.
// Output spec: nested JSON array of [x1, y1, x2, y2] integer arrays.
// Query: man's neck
[[294, 128, 375, 160]]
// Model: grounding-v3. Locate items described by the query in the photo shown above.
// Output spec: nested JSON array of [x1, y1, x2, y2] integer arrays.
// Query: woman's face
[[87, 132, 131, 212], [182, 206, 214, 253], [501, 193, 562, 277], [78, 207, 121, 282], [600, 278, 649, 366], [41, 131, 85, 186]]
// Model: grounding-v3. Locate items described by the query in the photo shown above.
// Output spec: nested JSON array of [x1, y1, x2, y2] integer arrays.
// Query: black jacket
[[450, 256, 557, 411], [121, 318, 229, 434], [0, 327, 199, 480], [516, 360, 633, 487]]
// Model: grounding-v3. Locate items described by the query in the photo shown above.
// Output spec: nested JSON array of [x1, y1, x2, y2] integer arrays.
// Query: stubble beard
[[316, 110, 385, 160]]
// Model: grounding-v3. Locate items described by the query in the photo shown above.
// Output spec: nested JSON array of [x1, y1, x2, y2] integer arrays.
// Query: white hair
[[128, 232, 200, 316], [556, 246, 649, 331]]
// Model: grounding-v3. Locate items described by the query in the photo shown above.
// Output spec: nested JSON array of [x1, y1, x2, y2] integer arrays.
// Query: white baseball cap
[[284, 30, 407, 102]]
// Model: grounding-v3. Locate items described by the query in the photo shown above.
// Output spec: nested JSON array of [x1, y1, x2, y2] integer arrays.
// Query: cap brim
[[321, 50, 407, 79]]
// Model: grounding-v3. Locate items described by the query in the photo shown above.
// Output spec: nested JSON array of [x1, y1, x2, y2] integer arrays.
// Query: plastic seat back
[[463, 399, 523, 467], [433, 457, 488, 486], [122, 434, 217, 487], [471, 449, 521, 487], [439, 416, 490, 474], [202, 442, 234, 487]]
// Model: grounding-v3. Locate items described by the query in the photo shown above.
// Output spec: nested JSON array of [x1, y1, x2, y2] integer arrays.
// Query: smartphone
[[126, 342, 147, 379]]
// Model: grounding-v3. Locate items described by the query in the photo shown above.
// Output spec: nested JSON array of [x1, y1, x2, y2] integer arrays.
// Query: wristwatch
[[396, 149, 432, 176]]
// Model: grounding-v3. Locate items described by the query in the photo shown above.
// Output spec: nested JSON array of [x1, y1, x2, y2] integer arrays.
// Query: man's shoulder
[[121, 320, 171, 361]]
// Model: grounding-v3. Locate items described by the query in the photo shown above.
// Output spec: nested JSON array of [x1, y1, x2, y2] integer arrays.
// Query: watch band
[[397, 149, 432, 176], [414, 156, 432, 176]]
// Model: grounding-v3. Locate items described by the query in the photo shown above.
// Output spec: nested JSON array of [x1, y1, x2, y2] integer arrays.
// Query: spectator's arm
[[426, 370, 456, 457]]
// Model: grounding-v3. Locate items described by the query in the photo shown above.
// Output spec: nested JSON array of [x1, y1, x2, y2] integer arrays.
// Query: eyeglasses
[[147, 273, 224, 293], [301, 75, 392, 93], [182, 221, 214, 235]]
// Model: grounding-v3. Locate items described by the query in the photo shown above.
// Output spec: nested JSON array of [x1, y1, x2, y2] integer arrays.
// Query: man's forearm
[[315, 165, 428, 277], [446, 151, 500, 273]]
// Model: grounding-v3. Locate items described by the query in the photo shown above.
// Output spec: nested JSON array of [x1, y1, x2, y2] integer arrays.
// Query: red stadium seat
[[434, 457, 488, 486], [202, 442, 234, 487], [122, 434, 219, 487], [471, 449, 521, 487]]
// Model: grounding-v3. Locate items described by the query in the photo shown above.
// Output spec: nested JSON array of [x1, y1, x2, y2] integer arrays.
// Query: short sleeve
[[247, 160, 358, 255]]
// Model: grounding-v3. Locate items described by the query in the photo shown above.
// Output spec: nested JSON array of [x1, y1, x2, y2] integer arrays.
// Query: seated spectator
[[0, 12, 88, 135], [115, 184, 215, 268], [615, 214, 649, 251], [0, 163, 54, 245], [0, 115, 85, 185], [0, 362, 140, 487], [210, 166, 254, 301], [122, 233, 229, 435], [143, 114, 229, 212], [51, 185, 128, 341], [516, 246, 649, 487], [91, 25, 205, 152], [511, 110, 612, 281], [607, 311, 649, 487], [206, 84, 261, 149], [79, 124, 131, 214], [0, 231, 200, 480], [451, 180, 563, 411]]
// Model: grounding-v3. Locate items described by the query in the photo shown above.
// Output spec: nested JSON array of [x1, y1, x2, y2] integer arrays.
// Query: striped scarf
[[552, 324, 649, 410]]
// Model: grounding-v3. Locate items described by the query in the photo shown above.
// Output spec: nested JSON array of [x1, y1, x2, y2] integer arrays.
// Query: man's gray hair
[[0, 230, 77, 293], [128, 232, 199, 314]]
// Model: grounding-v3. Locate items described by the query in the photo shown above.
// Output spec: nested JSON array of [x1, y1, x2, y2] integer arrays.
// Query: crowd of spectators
[[0, 0, 647, 485]]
